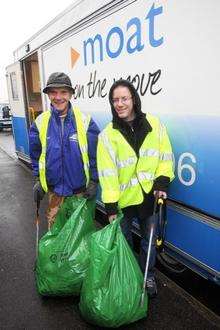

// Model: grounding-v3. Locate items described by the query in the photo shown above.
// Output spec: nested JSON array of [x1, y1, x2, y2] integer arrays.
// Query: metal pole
[[140, 222, 154, 307], [140, 196, 159, 307], [35, 199, 40, 258]]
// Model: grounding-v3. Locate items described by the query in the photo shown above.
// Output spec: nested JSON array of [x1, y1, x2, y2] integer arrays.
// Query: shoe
[[146, 277, 157, 297]]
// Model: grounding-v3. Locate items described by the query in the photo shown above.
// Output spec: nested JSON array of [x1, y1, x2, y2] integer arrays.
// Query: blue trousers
[[120, 213, 159, 279]]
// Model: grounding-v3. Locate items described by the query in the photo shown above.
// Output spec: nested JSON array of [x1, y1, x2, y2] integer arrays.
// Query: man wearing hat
[[29, 72, 100, 229]]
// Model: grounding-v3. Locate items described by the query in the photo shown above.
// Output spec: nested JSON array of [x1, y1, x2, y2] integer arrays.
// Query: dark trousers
[[120, 210, 158, 279]]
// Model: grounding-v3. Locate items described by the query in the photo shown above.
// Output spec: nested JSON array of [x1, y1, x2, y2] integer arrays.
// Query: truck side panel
[[41, 0, 220, 216], [6, 62, 29, 159]]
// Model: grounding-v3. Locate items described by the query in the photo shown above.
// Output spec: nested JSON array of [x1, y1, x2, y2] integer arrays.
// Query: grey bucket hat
[[43, 72, 75, 94]]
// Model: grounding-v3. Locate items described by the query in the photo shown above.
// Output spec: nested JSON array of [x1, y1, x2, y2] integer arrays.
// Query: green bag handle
[[90, 211, 124, 286], [111, 210, 124, 225], [69, 196, 87, 216]]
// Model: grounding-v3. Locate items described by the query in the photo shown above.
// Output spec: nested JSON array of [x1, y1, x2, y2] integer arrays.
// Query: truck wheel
[[157, 251, 186, 274]]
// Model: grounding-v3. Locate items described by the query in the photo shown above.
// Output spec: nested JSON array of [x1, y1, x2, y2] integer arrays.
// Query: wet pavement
[[0, 134, 220, 329], [0, 129, 16, 159]]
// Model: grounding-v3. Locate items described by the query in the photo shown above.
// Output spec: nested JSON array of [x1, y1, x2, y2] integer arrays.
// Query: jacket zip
[[59, 118, 64, 196], [130, 124, 140, 183]]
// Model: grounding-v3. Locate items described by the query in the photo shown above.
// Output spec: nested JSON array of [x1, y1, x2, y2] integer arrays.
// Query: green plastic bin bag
[[79, 213, 148, 328], [35, 196, 96, 296]]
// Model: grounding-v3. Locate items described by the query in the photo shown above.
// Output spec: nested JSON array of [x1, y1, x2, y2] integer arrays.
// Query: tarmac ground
[[0, 132, 220, 329]]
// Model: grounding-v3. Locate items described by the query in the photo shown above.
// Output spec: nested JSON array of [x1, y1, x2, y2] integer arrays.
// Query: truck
[[6, 0, 220, 284], [0, 103, 12, 131]]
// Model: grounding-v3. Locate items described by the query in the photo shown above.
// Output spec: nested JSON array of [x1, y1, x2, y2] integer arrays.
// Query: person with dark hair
[[29, 72, 100, 229], [97, 79, 174, 297]]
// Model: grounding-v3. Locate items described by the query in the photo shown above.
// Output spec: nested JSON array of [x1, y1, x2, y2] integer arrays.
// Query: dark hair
[[109, 79, 142, 119]]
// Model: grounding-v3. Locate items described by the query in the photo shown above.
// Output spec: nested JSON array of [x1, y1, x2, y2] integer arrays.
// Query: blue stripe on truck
[[12, 116, 29, 156]]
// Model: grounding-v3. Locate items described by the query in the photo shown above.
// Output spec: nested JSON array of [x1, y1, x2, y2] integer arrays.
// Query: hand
[[33, 178, 45, 203], [108, 214, 117, 223], [83, 180, 98, 200], [48, 218, 55, 230], [153, 190, 167, 199]]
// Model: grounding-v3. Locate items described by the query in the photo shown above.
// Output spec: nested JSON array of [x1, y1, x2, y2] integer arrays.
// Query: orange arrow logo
[[71, 47, 80, 68]]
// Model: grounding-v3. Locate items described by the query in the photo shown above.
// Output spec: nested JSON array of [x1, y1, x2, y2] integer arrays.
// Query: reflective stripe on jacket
[[97, 113, 174, 208], [35, 106, 91, 193]]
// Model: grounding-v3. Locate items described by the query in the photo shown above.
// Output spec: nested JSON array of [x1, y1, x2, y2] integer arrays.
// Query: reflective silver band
[[39, 161, 45, 170], [84, 162, 89, 170], [35, 115, 43, 129], [99, 168, 117, 177], [160, 153, 173, 161], [138, 171, 154, 181], [120, 177, 139, 191], [116, 156, 136, 168], [81, 112, 91, 132], [140, 148, 173, 161], [100, 131, 116, 165], [139, 148, 159, 158], [81, 145, 87, 153]]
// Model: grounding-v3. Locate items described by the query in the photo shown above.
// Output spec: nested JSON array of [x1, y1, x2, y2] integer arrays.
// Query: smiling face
[[112, 86, 135, 122], [47, 88, 72, 114]]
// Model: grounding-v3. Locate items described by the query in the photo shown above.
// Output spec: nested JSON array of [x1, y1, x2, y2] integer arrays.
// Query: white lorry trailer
[[6, 0, 220, 284]]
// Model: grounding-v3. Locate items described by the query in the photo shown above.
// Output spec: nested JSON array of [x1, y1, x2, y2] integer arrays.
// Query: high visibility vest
[[35, 107, 90, 192], [97, 113, 174, 208]]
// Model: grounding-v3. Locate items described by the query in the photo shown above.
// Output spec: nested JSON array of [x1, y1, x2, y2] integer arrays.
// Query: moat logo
[[70, 47, 80, 68], [70, 3, 163, 69]]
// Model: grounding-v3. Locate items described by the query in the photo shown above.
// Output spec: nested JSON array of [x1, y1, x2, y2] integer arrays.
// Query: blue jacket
[[29, 103, 100, 196]]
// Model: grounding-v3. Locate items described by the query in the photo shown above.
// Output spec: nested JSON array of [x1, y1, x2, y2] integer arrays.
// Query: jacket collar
[[50, 102, 72, 120], [112, 112, 152, 133]]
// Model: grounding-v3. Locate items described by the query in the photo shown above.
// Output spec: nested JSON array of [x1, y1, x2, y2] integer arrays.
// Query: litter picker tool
[[35, 199, 40, 258], [156, 197, 165, 250], [140, 196, 164, 306]]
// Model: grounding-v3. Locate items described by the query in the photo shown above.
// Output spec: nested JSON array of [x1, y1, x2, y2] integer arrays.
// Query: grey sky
[[0, 0, 73, 102]]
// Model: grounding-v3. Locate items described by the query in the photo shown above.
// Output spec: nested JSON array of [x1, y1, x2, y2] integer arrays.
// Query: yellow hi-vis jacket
[[35, 106, 90, 193], [97, 113, 174, 208]]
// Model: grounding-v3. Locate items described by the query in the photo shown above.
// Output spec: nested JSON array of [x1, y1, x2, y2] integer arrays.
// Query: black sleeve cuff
[[153, 176, 170, 193], [105, 202, 118, 216], [33, 176, 39, 183]]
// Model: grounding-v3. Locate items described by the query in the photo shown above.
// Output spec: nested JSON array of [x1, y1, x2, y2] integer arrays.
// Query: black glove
[[33, 178, 45, 203], [83, 180, 98, 200]]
